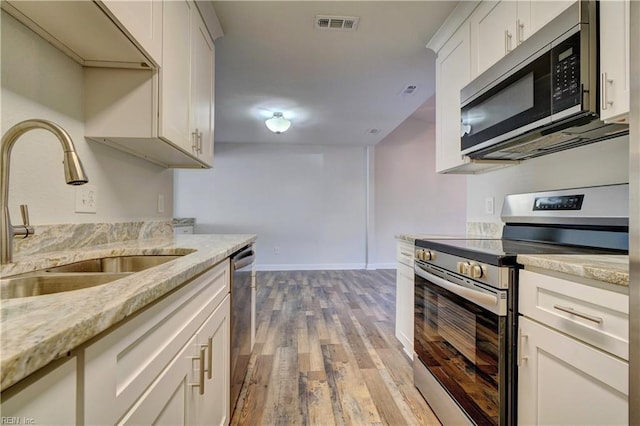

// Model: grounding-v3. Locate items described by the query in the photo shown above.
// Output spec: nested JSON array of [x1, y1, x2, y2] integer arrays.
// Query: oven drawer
[[396, 241, 414, 267], [519, 269, 628, 360]]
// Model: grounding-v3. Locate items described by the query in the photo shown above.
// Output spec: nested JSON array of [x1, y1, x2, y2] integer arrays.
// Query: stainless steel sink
[[1, 255, 183, 299], [1, 272, 130, 299], [45, 255, 183, 273]]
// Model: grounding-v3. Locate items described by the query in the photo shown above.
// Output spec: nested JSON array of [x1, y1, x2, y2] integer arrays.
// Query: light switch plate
[[75, 185, 97, 213]]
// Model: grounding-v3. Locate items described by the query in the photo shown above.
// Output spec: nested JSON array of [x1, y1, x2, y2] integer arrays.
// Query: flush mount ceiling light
[[265, 112, 291, 134]]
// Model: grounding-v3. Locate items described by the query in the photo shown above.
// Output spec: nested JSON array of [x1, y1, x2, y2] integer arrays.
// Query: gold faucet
[[1, 119, 89, 264]]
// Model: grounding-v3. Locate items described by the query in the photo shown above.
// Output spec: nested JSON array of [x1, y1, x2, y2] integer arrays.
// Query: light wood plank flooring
[[231, 270, 441, 426]]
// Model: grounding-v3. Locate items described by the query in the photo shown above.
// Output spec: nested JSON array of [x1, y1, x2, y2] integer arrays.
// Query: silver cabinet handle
[[206, 337, 212, 379], [505, 30, 513, 54], [516, 20, 525, 45], [197, 130, 203, 154], [191, 130, 199, 152], [553, 304, 603, 324], [190, 346, 206, 395], [601, 72, 614, 111], [518, 328, 528, 367]]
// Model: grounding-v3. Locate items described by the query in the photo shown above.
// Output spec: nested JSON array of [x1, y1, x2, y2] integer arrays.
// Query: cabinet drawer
[[519, 269, 628, 360], [83, 259, 230, 424], [396, 241, 414, 267]]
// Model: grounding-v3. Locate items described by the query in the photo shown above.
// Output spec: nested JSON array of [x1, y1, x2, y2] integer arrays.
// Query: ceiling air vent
[[315, 15, 360, 31], [400, 84, 418, 97]]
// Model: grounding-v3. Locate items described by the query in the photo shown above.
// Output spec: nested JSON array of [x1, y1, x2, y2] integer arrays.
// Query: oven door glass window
[[414, 273, 506, 425]]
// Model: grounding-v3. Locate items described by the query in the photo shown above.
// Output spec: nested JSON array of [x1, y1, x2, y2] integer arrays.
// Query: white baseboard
[[256, 263, 367, 271], [366, 263, 397, 270]]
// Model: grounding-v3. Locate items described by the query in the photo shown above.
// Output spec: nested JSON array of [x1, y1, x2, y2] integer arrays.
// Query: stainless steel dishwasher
[[230, 245, 256, 414]]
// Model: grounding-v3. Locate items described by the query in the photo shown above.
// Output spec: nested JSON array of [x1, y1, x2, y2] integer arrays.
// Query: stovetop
[[415, 237, 627, 267]]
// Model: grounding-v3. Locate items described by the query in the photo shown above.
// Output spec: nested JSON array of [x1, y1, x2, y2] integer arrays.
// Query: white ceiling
[[211, 1, 457, 145]]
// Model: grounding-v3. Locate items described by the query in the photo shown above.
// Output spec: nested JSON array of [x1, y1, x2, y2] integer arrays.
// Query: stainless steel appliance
[[460, 1, 628, 161], [230, 245, 256, 414], [413, 184, 629, 426]]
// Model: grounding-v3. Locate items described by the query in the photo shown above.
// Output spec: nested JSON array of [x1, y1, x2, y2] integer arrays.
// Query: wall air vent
[[315, 15, 360, 31]]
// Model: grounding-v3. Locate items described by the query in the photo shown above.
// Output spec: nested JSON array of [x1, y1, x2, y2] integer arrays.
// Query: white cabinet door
[[470, 0, 573, 77], [119, 335, 196, 425], [518, 317, 628, 426], [525, 0, 573, 39], [395, 262, 414, 359], [191, 7, 215, 166], [0, 357, 76, 425], [470, 1, 517, 76], [160, 0, 193, 153], [435, 22, 471, 172], [99, 0, 163, 66], [191, 295, 231, 425], [600, 0, 631, 123]]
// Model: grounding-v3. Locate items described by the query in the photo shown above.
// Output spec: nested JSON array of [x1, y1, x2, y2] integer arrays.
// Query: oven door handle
[[415, 264, 505, 315]]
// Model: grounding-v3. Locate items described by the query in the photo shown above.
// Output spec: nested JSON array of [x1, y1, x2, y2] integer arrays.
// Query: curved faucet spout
[[1, 119, 89, 264]]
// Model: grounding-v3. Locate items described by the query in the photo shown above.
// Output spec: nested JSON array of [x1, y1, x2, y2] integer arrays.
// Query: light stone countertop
[[0, 234, 256, 391], [517, 254, 629, 287], [395, 233, 470, 243]]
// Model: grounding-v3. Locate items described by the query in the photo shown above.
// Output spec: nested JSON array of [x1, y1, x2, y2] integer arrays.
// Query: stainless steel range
[[413, 184, 629, 426]]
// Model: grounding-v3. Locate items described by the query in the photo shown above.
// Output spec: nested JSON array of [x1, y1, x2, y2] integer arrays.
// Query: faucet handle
[[20, 204, 30, 226]]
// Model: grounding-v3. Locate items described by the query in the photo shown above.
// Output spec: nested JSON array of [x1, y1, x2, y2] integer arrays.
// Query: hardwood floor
[[231, 270, 441, 426]]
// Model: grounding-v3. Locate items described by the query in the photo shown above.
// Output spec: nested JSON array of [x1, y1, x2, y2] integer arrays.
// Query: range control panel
[[533, 194, 584, 211]]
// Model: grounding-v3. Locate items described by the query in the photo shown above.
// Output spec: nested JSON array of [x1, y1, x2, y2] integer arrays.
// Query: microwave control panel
[[552, 32, 581, 112]]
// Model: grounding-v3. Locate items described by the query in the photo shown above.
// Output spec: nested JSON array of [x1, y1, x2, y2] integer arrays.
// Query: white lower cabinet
[[395, 240, 414, 359], [518, 269, 629, 425], [0, 357, 77, 425], [119, 296, 230, 426], [83, 260, 231, 425], [518, 317, 628, 426]]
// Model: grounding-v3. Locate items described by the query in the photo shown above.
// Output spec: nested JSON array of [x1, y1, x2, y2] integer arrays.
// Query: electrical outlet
[[157, 194, 165, 213], [485, 197, 495, 215], [75, 185, 97, 213], [274, 246, 280, 255]]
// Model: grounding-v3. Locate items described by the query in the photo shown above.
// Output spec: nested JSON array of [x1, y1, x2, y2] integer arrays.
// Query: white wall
[[372, 111, 467, 268], [1, 12, 173, 224], [467, 135, 630, 221], [174, 143, 367, 270]]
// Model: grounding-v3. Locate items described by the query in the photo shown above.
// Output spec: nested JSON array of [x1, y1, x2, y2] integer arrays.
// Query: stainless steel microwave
[[460, 1, 628, 161]]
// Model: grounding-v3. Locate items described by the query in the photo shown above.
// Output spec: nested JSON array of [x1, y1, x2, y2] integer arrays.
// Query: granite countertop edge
[[0, 234, 256, 391], [516, 254, 629, 287]]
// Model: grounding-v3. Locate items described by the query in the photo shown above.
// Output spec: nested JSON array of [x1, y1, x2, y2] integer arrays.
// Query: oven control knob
[[415, 249, 423, 261], [470, 263, 484, 278], [457, 261, 470, 275], [424, 250, 435, 261]]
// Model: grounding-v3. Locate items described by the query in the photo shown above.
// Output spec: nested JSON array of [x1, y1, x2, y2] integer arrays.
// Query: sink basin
[[45, 255, 183, 273], [1, 255, 184, 299], [1, 272, 130, 299]]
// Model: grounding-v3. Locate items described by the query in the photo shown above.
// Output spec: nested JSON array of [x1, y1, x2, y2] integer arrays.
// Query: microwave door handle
[[415, 264, 501, 314]]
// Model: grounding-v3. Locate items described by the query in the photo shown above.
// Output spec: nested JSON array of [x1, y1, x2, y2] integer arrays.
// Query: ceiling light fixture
[[265, 112, 291, 134]]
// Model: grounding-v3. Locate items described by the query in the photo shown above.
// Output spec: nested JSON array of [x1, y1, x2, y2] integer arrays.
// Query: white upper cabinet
[[98, 0, 163, 67], [435, 22, 472, 172], [525, 0, 574, 37], [160, 0, 193, 154], [190, 7, 216, 166], [470, 1, 518, 77], [85, 0, 218, 168], [470, 0, 573, 77], [599, 0, 631, 123], [1, 0, 157, 69]]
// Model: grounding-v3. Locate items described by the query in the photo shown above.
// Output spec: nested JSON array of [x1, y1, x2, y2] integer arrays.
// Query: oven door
[[414, 261, 508, 426]]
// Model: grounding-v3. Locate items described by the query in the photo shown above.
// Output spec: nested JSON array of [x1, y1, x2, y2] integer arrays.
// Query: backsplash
[[13, 221, 173, 259], [466, 221, 502, 238]]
